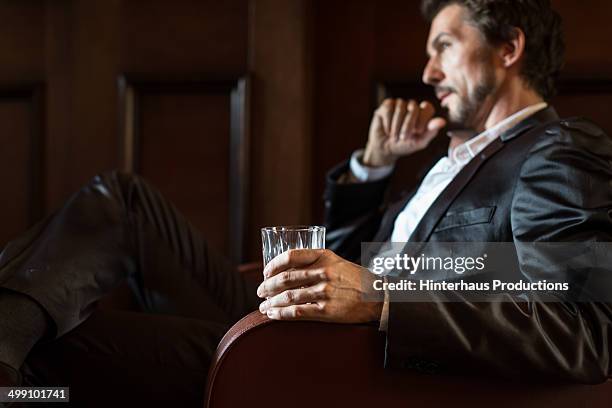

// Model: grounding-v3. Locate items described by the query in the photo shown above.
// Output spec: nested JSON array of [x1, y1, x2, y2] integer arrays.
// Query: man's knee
[[89, 170, 138, 192], [83, 170, 147, 206], [83, 170, 166, 219], [61, 170, 141, 224]]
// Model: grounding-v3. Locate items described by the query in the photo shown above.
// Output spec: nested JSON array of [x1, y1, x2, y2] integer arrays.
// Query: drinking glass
[[261, 226, 326, 267]]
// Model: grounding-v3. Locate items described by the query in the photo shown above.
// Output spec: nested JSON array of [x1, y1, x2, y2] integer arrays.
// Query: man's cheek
[[443, 51, 462, 70]]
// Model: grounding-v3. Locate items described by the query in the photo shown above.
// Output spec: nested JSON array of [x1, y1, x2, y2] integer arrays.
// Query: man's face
[[423, 4, 498, 128]]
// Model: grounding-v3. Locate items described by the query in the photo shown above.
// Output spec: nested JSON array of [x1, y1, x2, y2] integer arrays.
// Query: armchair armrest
[[205, 311, 612, 408]]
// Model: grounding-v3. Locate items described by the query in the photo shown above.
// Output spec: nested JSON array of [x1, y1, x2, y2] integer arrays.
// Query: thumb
[[419, 117, 446, 145], [427, 117, 447, 133]]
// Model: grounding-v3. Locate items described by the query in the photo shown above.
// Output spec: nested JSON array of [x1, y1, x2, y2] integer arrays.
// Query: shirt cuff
[[378, 276, 390, 332], [349, 149, 394, 182]]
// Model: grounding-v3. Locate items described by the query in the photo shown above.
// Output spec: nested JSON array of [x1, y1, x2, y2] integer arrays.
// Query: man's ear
[[499, 27, 525, 68]]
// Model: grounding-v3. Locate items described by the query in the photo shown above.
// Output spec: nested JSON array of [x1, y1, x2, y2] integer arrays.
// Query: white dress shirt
[[349, 102, 548, 242]]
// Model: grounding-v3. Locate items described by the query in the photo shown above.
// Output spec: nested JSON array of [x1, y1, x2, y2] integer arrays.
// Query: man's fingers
[[377, 98, 394, 135], [415, 101, 435, 134], [400, 100, 419, 140], [259, 282, 327, 312], [417, 116, 447, 146], [265, 303, 323, 320], [257, 267, 327, 298], [390, 99, 407, 140], [427, 117, 447, 133], [263, 248, 326, 279]]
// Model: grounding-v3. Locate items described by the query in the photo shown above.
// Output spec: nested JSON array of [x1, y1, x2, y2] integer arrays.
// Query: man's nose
[[422, 57, 444, 86]]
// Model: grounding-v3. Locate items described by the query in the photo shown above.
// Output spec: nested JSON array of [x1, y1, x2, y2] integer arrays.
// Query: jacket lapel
[[407, 138, 505, 242], [406, 106, 560, 243], [373, 150, 446, 241]]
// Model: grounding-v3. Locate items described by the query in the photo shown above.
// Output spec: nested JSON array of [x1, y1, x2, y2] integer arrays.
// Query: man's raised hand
[[363, 98, 446, 167]]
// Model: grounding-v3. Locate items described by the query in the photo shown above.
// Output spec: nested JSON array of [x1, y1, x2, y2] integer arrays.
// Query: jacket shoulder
[[537, 117, 610, 144], [520, 116, 612, 161], [556, 117, 607, 135]]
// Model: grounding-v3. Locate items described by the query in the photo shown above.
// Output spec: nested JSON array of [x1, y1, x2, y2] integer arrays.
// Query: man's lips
[[437, 91, 451, 102], [437, 91, 452, 106]]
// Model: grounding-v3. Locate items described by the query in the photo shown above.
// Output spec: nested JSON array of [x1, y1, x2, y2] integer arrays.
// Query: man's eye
[[440, 42, 451, 51]]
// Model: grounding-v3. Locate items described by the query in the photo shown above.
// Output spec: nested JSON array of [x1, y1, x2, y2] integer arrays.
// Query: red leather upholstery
[[205, 310, 612, 407]]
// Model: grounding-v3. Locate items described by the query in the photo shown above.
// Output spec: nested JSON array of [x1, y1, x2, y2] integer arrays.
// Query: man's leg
[[0, 171, 259, 375], [0, 291, 47, 385], [23, 309, 229, 406]]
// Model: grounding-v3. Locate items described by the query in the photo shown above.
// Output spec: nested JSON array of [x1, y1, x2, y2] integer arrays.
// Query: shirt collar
[[448, 102, 548, 165]]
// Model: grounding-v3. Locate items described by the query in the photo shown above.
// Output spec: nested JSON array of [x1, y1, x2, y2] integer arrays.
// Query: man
[[0, 0, 610, 404], [257, 0, 611, 382]]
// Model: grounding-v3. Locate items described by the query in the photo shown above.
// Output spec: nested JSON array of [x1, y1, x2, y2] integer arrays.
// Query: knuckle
[[323, 283, 335, 297], [286, 249, 297, 261], [279, 272, 291, 284], [292, 307, 301, 318], [284, 290, 294, 303], [310, 268, 324, 282], [420, 100, 432, 109], [380, 100, 393, 112]]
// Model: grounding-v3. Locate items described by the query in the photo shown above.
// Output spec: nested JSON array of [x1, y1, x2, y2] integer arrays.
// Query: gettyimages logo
[[360, 242, 612, 303], [370, 252, 488, 275]]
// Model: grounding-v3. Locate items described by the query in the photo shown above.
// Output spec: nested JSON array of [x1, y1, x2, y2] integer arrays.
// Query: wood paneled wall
[[0, 0, 611, 263], [0, 0, 313, 262], [0, 85, 44, 242]]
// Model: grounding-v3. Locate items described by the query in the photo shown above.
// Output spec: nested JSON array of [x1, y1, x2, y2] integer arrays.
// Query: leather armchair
[[204, 264, 612, 408]]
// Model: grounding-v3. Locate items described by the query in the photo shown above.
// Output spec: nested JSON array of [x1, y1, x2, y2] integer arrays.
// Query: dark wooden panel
[[0, 86, 44, 246], [553, 80, 612, 135], [552, 0, 612, 78], [372, 0, 430, 79], [43, 0, 250, 211], [312, 0, 376, 222], [248, 0, 314, 261], [119, 76, 250, 263], [0, 2, 46, 245], [0, 0, 44, 81], [120, 0, 248, 75]]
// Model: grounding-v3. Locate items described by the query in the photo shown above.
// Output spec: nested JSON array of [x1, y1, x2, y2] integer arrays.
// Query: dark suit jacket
[[323, 106, 612, 383]]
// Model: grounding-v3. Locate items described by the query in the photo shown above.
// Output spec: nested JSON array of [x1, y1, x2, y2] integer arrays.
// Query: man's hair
[[421, 0, 565, 99]]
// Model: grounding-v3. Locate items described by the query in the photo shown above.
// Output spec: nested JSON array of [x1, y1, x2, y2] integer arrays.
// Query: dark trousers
[[0, 171, 260, 406]]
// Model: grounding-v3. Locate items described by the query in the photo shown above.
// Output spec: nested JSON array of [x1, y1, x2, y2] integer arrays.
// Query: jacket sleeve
[[324, 160, 392, 262], [384, 120, 612, 383]]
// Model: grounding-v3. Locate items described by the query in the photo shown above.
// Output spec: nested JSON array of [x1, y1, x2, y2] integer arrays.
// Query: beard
[[450, 73, 495, 127], [441, 58, 497, 130]]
